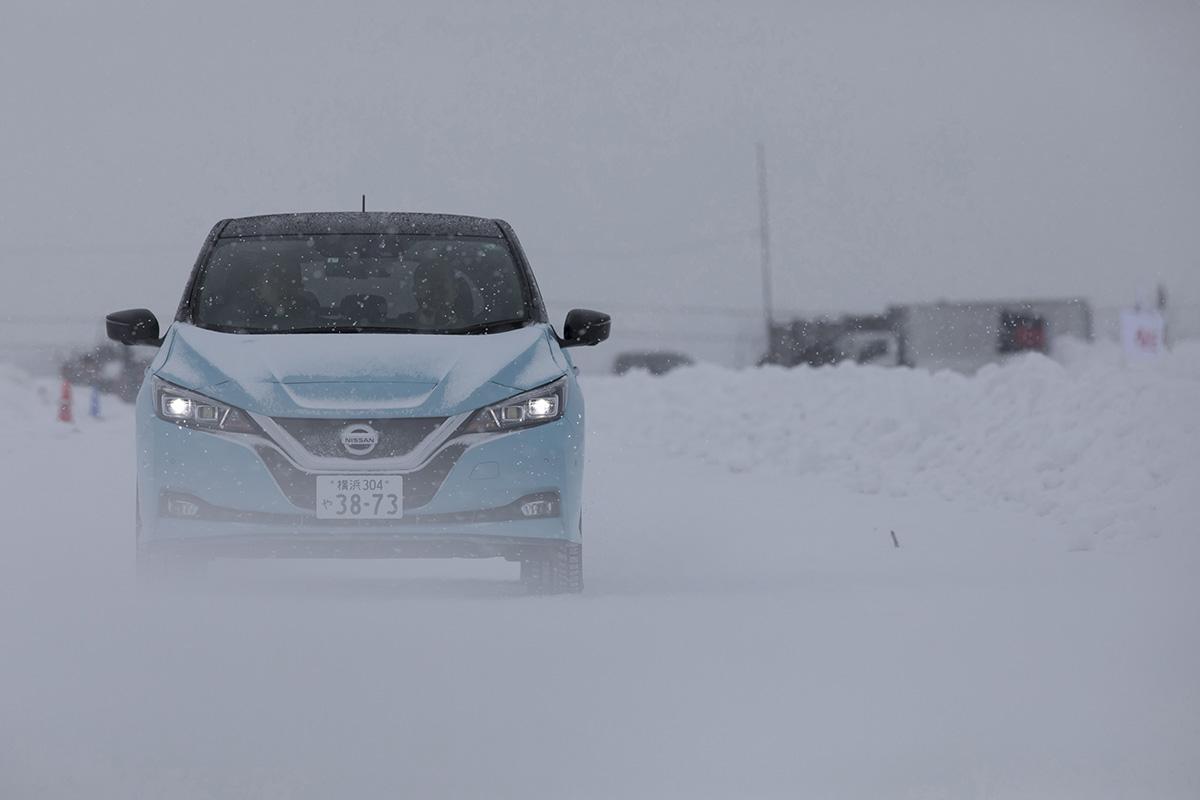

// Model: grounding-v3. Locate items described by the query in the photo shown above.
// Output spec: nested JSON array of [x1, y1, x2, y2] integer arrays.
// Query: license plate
[[315, 475, 403, 520]]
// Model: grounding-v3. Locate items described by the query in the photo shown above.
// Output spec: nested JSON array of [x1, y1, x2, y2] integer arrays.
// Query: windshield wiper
[[265, 325, 427, 334], [200, 320, 531, 335], [451, 318, 531, 335]]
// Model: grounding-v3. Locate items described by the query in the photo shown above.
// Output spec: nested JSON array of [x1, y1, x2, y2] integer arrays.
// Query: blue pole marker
[[89, 385, 101, 419]]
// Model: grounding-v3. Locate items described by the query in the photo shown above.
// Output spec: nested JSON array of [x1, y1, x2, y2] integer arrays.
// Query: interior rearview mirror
[[106, 308, 162, 346], [561, 309, 611, 348]]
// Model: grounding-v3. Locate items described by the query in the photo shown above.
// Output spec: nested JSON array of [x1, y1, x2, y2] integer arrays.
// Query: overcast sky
[[2, 0, 1198, 332]]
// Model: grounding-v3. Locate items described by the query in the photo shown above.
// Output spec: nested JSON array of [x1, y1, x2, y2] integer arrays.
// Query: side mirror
[[561, 309, 611, 348], [106, 308, 161, 346]]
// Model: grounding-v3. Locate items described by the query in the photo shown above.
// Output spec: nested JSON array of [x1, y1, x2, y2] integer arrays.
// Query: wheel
[[136, 549, 208, 587], [521, 541, 583, 595]]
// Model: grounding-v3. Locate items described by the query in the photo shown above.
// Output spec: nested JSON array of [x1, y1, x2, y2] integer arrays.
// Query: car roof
[[218, 212, 505, 239]]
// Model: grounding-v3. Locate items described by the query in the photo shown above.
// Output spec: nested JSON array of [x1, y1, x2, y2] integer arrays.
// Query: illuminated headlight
[[154, 379, 258, 433], [464, 377, 566, 433], [163, 396, 193, 419], [527, 397, 557, 418]]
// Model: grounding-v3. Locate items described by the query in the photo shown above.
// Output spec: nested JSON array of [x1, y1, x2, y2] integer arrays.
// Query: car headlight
[[154, 379, 258, 433], [463, 377, 567, 433]]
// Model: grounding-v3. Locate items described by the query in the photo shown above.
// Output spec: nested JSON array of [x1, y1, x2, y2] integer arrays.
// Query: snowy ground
[[1, 345, 1198, 799]]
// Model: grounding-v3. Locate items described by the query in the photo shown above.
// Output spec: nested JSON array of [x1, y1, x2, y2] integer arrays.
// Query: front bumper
[[136, 385, 585, 554]]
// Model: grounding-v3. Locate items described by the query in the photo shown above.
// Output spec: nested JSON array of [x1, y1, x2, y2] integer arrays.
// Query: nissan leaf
[[106, 212, 610, 593]]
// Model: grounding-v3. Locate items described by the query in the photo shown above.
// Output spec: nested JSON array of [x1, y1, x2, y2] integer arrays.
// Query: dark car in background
[[612, 350, 694, 376], [60, 342, 155, 402]]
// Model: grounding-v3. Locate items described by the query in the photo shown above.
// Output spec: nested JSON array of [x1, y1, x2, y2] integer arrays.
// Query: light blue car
[[106, 213, 610, 593]]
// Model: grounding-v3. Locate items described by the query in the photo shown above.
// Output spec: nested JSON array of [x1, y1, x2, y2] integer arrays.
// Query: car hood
[[154, 323, 566, 418]]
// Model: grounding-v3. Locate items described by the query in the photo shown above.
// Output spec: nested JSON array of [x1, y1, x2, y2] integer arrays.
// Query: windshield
[[191, 234, 531, 334]]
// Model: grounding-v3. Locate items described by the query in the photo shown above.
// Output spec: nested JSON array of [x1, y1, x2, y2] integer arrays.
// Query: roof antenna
[[361, 194, 366, 213]]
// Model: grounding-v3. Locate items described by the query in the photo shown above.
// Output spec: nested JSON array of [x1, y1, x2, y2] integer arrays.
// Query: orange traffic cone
[[57, 380, 73, 423]]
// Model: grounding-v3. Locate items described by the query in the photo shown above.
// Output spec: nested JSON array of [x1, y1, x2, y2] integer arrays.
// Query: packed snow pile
[[0, 364, 39, 418], [5, 338, 1196, 544], [585, 339, 1200, 542]]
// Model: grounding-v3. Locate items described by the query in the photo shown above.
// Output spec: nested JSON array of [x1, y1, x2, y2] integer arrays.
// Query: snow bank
[[0, 364, 38, 419], [4, 339, 1195, 544], [585, 340, 1200, 542]]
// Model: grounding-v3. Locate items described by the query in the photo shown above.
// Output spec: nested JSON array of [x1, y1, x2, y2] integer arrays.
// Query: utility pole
[[756, 142, 775, 359]]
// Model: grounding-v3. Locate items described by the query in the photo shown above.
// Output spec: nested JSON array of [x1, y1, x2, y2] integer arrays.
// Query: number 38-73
[[335, 493, 400, 515]]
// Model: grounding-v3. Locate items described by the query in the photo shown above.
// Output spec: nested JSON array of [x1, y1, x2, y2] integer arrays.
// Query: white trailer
[[888, 299, 1092, 372]]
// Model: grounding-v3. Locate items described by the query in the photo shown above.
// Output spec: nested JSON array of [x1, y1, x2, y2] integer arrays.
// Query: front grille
[[272, 417, 447, 459], [256, 444, 467, 512]]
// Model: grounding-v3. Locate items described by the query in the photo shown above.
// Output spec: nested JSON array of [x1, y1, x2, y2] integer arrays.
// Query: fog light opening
[[166, 497, 200, 517], [519, 499, 558, 518]]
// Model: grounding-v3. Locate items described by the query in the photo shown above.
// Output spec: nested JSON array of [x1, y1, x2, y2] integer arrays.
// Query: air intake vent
[[272, 417, 446, 459]]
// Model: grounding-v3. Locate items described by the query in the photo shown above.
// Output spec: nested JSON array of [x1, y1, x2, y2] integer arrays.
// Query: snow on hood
[[154, 323, 566, 417]]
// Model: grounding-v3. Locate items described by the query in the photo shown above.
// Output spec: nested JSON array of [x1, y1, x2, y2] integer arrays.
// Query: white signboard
[[1120, 309, 1166, 358]]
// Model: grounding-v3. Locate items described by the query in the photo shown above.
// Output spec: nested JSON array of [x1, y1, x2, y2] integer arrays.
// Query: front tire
[[136, 549, 208, 587], [521, 541, 583, 595]]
